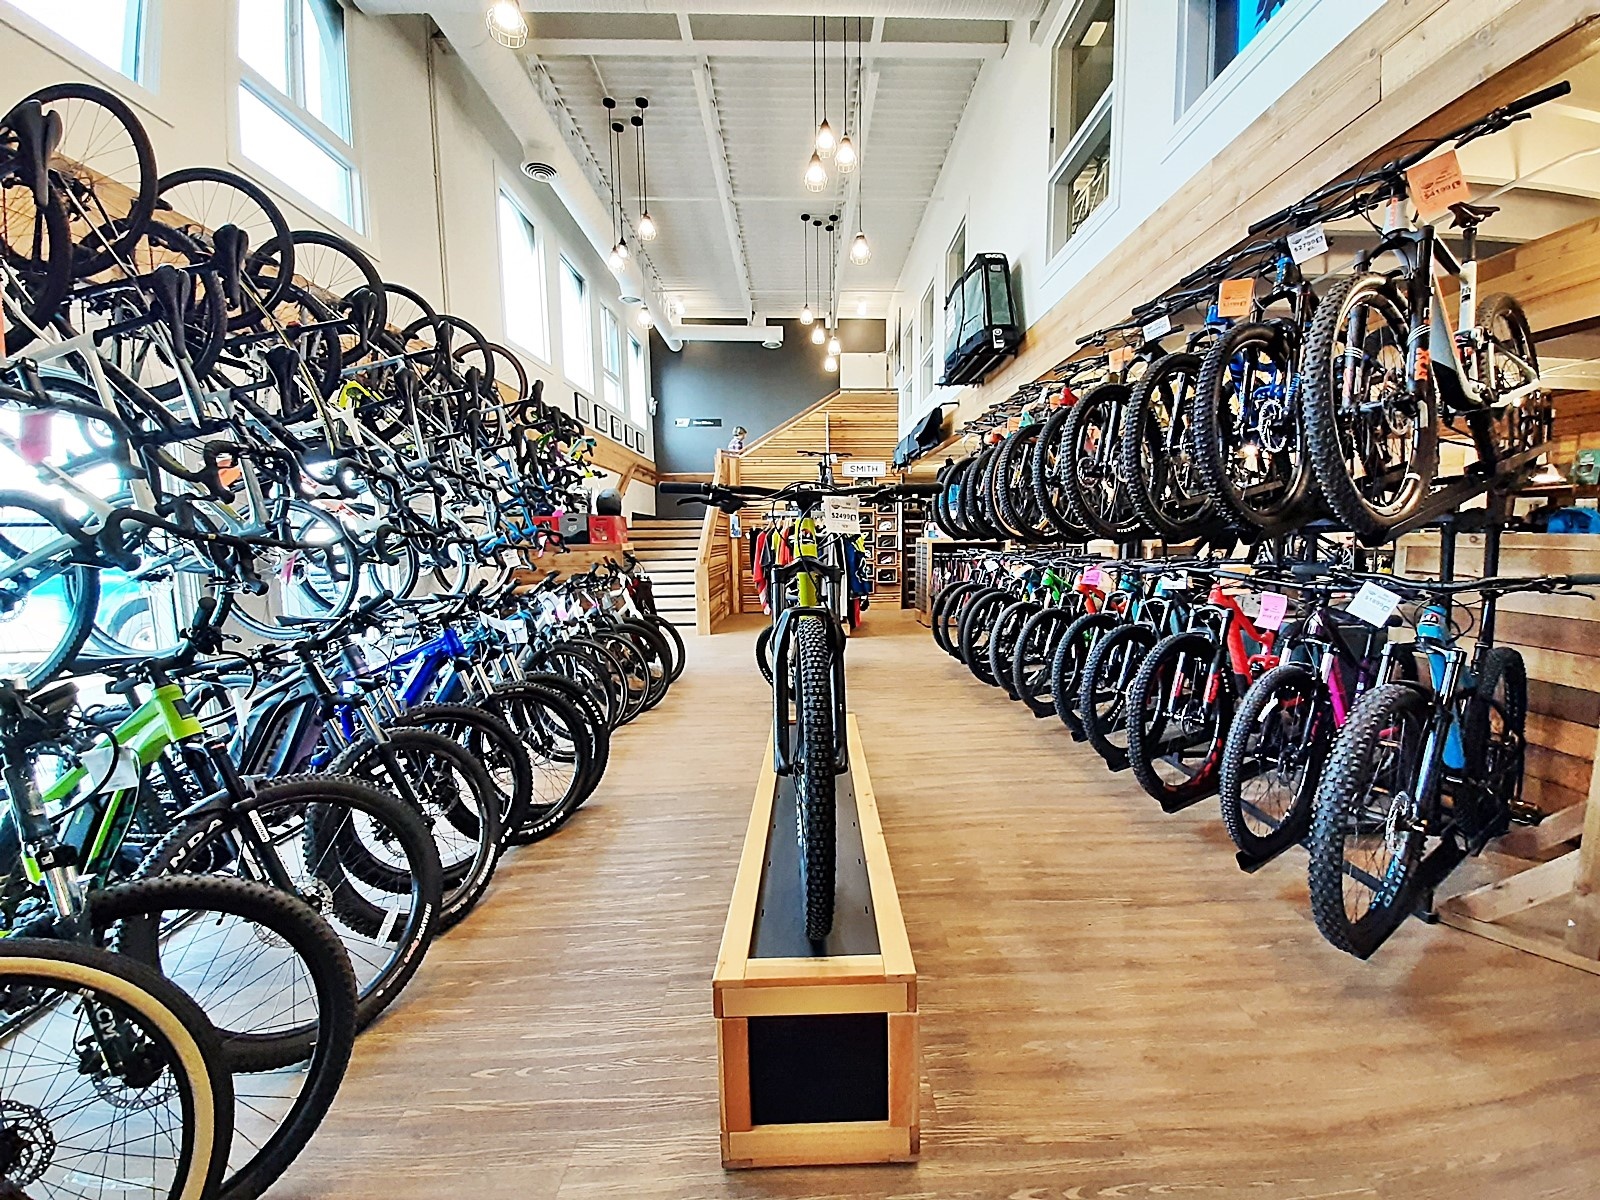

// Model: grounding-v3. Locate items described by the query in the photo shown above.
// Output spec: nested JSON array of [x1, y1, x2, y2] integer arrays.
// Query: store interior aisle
[[285, 612, 1600, 1200]]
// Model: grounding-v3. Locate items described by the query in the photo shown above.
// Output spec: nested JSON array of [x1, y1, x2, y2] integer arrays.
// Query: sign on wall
[[842, 460, 886, 478]]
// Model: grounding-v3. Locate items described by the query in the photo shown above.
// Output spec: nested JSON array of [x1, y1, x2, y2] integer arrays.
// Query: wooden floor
[[283, 611, 1600, 1200]]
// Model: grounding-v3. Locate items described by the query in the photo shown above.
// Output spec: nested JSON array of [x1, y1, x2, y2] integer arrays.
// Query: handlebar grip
[[658, 482, 711, 496], [1247, 205, 1293, 236], [897, 482, 942, 497], [1503, 80, 1570, 118]]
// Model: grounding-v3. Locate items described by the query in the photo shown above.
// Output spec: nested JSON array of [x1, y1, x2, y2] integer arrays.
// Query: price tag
[[1081, 565, 1104, 587], [81, 741, 142, 795], [1346, 580, 1403, 627], [18, 411, 51, 466], [1141, 314, 1173, 342], [508, 616, 530, 644], [820, 495, 861, 535], [1254, 590, 1289, 631], [1216, 278, 1255, 319], [1162, 570, 1191, 591], [1286, 223, 1329, 265], [1405, 150, 1471, 219]]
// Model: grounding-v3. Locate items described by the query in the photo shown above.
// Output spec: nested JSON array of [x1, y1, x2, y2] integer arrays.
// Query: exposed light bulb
[[827, 334, 841, 356], [823, 354, 838, 372], [637, 211, 657, 241], [850, 232, 872, 265], [835, 136, 857, 172], [485, 0, 528, 48], [804, 152, 827, 192], [636, 307, 653, 328], [815, 119, 836, 158], [811, 324, 825, 345], [608, 240, 629, 269], [800, 305, 813, 326]]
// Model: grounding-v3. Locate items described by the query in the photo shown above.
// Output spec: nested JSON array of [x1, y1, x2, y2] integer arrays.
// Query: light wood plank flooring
[[282, 611, 1600, 1200]]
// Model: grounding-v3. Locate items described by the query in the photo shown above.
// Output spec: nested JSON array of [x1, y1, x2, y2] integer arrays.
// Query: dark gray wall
[[650, 319, 885, 478]]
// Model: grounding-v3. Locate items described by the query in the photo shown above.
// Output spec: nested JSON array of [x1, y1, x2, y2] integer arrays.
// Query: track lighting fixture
[[486, 1, 528, 48]]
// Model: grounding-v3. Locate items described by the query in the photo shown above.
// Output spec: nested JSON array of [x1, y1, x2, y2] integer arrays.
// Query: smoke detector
[[521, 160, 557, 182]]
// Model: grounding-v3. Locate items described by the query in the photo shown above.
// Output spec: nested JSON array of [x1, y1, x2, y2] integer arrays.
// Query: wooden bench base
[[713, 715, 920, 1169]]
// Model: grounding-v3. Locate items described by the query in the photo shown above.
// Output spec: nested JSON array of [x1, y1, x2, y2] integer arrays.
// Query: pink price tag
[[1081, 566, 1104, 588], [18, 411, 51, 466], [1255, 591, 1289, 631]]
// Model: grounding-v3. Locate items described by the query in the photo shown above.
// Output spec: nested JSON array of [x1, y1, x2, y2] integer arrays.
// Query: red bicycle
[[1124, 573, 1282, 811]]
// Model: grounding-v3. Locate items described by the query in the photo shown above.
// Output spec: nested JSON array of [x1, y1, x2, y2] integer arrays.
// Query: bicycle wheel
[[648, 613, 687, 684], [1120, 353, 1215, 542], [1051, 611, 1120, 737], [154, 167, 295, 327], [91, 875, 357, 1200], [137, 774, 442, 1031], [1460, 645, 1527, 843], [329, 729, 502, 931], [0, 937, 233, 1200], [1302, 274, 1438, 542], [1061, 383, 1143, 541], [394, 701, 535, 838], [930, 580, 980, 657], [619, 618, 675, 710], [987, 599, 1040, 700], [1126, 631, 1230, 810], [256, 229, 385, 365], [1078, 622, 1159, 769], [993, 427, 1048, 542], [1011, 606, 1077, 717], [480, 684, 594, 842], [539, 640, 624, 730], [957, 587, 1010, 685], [0, 138, 74, 354], [1307, 683, 1430, 958], [1219, 663, 1329, 861], [793, 616, 836, 942], [0, 489, 98, 688], [1029, 404, 1089, 540], [1192, 321, 1314, 537], [27, 82, 157, 276], [592, 629, 651, 724]]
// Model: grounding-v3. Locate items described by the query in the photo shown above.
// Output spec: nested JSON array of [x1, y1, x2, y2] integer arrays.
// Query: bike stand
[[1235, 838, 1309, 874], [712, 714, 919, 1169], [1158, 784, 1218, 816]]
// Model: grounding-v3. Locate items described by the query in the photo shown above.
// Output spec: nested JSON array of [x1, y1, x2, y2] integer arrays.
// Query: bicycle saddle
[[1448, 201, 1500, 228]]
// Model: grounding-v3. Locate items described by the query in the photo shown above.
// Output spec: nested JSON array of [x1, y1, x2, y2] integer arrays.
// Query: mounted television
[[939, 252, 1021, 387]]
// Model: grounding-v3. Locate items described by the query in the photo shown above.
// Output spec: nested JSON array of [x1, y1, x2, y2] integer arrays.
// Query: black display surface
[[747, 1013, 889, 1125]]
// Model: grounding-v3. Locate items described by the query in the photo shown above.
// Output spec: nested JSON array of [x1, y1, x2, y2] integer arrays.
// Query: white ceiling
[[517, 7, 1016, 321]]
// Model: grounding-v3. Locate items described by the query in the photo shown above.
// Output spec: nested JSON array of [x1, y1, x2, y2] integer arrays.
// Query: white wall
[[0, 0, 657, 510], [891, 0, 1386, 432]]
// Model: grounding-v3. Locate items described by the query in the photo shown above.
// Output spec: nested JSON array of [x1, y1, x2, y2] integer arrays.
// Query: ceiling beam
[[691, 59, 757, 321], [529, 39, 1005, 61]]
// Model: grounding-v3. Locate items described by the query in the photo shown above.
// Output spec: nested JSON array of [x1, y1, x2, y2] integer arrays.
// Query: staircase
[[629, 515, 702, 628]]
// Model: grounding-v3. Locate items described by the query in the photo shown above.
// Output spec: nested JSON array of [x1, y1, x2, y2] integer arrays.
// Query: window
[[918, 284, 936, 400], [6, 0, 147, 80], [1181, 0, 1291, 110], [946, 224, 966, 294], [560, 258, 593, 391], [600, 307, 624, 413], [1047, 0, 1114, 257], [496, 191, 547, 360], [627, 335, 647, 425], [237, 0, 359, 228]]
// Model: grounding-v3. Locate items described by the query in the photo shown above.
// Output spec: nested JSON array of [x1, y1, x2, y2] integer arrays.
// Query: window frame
[[1176, 0, 1300, 119], [1, 0, 157, 89], [559, 256, 595, 393], [494, 186, 551, 365], [1045, 0, 1117, 262], [626, 333, 648, 426], [599, 305, 624, 413], [1047, 0, 1115, 176], [229, 0, 364, 234], [917, 283, 937, 402]]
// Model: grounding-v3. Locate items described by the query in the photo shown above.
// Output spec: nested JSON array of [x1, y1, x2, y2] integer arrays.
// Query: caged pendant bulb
[[804, 152, 827, 192], [815, 119, 836, 157], [800, 305, 813, 326], [637, 211, 657, 241], [811, 324, 825, 345], [608, 239, 629, 269], [835, 135, 857, 172], [823, 354, 838, 372], [486, 0, 529, 47], [827, 333, 841, 356], [850, 232, 871, 264]]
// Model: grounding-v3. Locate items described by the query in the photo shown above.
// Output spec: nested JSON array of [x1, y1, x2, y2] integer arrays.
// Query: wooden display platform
[[713, 714, 919, 1169]]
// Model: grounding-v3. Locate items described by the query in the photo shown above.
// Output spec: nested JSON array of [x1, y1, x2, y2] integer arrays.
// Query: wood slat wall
[[1396, 533, 1600, 822], [695, 451, 738, 635], [725, 391, 901, 613]]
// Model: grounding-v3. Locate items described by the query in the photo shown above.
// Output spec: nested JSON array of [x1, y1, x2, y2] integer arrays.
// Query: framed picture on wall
[[609, 413, 623, 441], [575, 395, 591, 424]]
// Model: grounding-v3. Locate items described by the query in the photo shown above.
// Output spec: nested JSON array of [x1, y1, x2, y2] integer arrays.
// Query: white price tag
[[509, 617, 530, 645], [1346, 580, 1403, 627], [820, 495, 861, 535], [1141, 314, 1173, 342], [81, 741, 142, 794], [1286, 223, 1329, 265], [842, 460, 886, 478]]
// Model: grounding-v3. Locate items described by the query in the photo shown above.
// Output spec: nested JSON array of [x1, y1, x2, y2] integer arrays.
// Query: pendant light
[[632, 99, 657, 241], [799, 213, 813, 326], [603, 98, 628, 269], [485, 1, 528, 48], [823, 354, 838, 373], [810, 218, 826, 344], [835, 18, 857, 172], [815, 17, 835, 158]]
